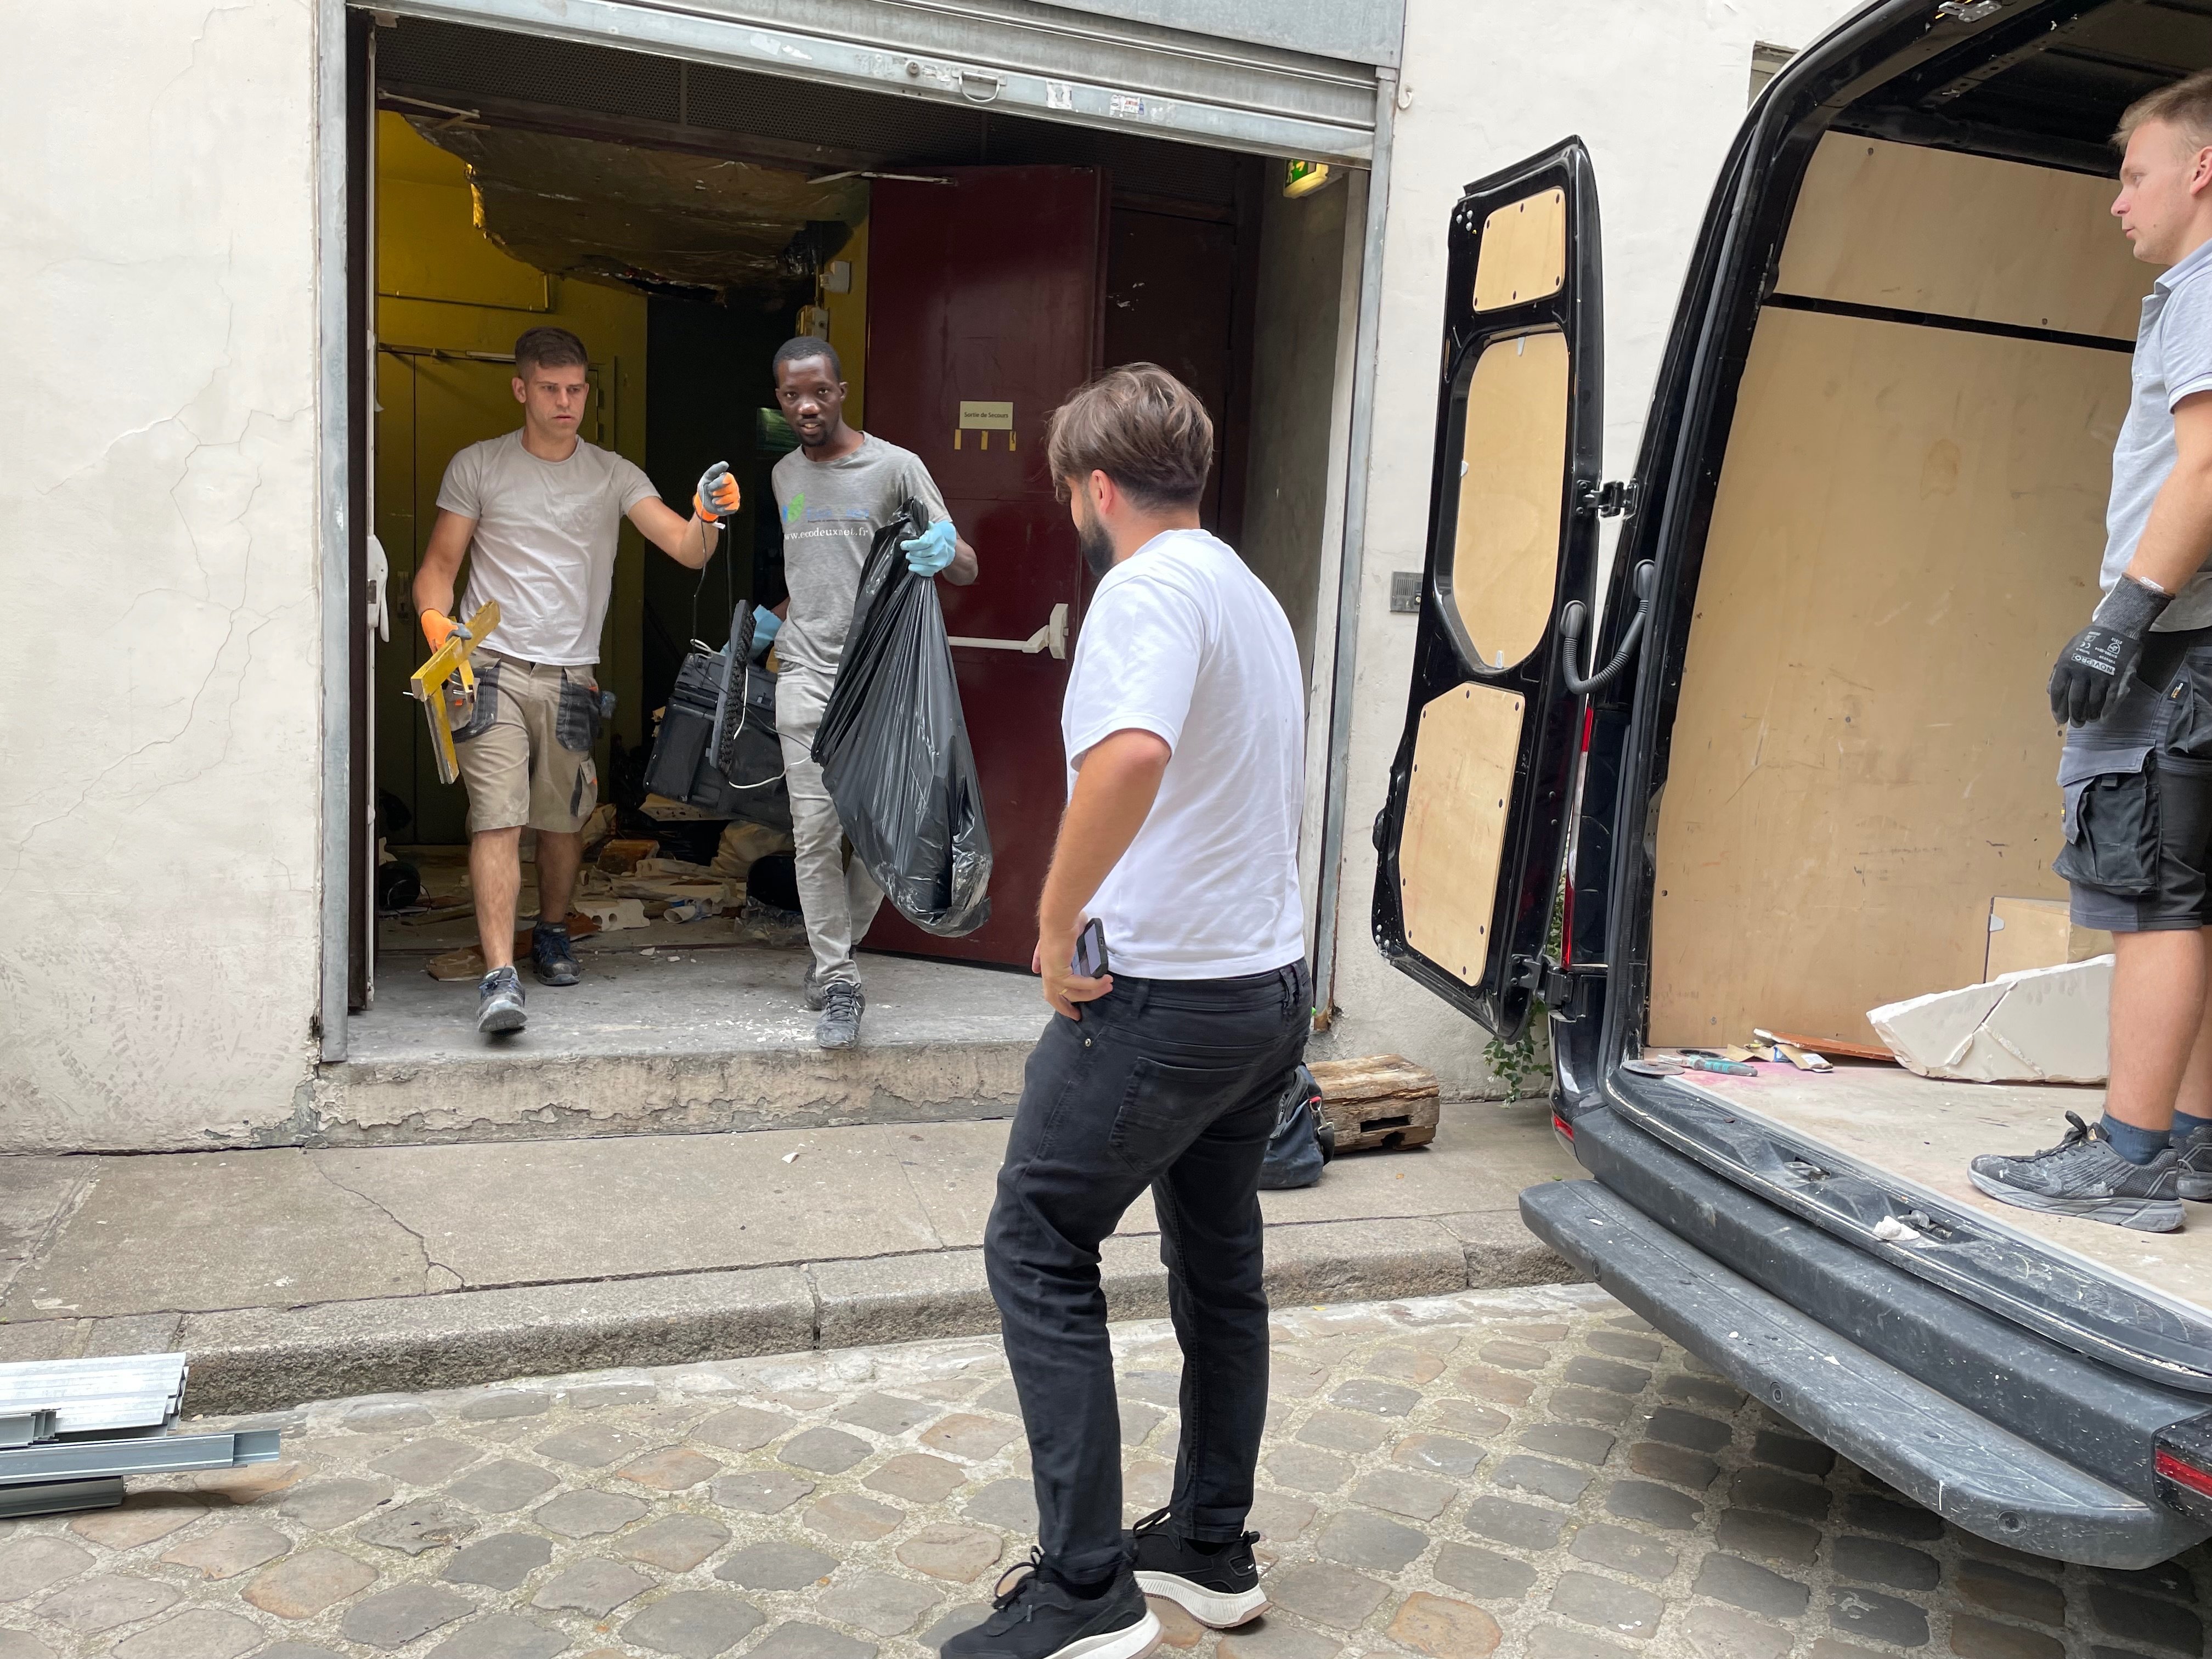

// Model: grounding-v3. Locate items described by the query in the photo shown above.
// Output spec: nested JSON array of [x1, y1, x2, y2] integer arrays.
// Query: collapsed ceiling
[[415, 120, 867, 306]]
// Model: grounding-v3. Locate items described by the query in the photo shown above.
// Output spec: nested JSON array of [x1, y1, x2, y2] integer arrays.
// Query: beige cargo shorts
[[453, 651, 602, 834]]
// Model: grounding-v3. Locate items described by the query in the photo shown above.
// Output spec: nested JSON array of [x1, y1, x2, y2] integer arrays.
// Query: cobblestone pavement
[[1, 1284, 2206, 1659]]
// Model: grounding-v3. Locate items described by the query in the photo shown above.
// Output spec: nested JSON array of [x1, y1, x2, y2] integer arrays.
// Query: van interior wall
[[1243, 174, 1351, 680], [373, 111, 648, 844], [1647, 136, 2151, 1049]]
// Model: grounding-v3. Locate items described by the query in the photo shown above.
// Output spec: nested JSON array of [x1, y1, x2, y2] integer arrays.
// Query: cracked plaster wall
[[0, 2, 325, 1149], [1324, 0, 1860, 1092]]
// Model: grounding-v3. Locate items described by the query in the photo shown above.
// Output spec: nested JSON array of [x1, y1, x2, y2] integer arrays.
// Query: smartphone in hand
[[1072, 918, 1109, 979]]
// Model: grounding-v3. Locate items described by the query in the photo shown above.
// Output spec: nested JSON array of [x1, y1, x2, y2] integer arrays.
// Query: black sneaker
[[2179, 1124, 2212, 1204], [531, 921, 580, 986], [1968, 1111, 2182, 1232], [817, 980, 865, 1049], [1126, 1507, 1267, 1628], [476, 966, 527, 1035], [941, 1553, 1158, 1659]]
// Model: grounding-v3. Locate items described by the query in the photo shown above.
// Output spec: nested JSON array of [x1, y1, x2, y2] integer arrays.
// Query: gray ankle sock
[[2174, 1109, 2212, 1143], [2101, 1114, 2171, 1166]]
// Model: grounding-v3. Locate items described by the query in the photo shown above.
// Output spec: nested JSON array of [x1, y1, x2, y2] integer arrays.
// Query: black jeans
[[983, 961, 1311, 1582]]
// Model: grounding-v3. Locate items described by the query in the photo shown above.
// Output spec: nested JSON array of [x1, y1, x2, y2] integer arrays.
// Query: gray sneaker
[[816, 980, 864, 1049], [477, 966, 527, 1035], [1968, 1111, 2182, 1232], [803, 967, 830, 1012], [2180, 1124, 2212, 1204]]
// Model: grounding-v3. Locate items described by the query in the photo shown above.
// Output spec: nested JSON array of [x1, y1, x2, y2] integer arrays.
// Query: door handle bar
[[948, 602, 1069, 661], [1559, 561, 1653, 696]]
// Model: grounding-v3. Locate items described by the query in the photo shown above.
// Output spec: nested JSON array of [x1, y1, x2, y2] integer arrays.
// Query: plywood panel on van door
[[1447, 329, 1570, 672], [1472, 188, 1565, 313], [1649, 305, 2130, 1049], [1400, 683, 1525, 988], [1775, 134, 2151, 341]]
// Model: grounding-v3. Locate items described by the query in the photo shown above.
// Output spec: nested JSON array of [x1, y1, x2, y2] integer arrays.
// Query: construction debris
[[596, 838, 659, 875], [714, 820, 793, 881], [1308, 1056, 1441, 1152], [1867, 955, 2111, 1084], [424, 912, 605, 980]]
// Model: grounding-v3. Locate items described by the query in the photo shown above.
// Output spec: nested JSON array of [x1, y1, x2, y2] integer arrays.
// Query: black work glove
[[2050, 574, 2172, 725]]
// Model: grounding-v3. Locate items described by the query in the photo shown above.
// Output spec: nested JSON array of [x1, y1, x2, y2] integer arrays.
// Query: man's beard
[[1077, 513, 1115, 577]]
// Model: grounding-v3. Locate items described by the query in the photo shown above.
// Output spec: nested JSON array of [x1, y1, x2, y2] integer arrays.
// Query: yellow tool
[[409, 600, 500, 786]]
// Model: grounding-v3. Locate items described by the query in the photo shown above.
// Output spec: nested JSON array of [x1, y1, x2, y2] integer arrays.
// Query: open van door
[[1372, 140, 1605, 1039]]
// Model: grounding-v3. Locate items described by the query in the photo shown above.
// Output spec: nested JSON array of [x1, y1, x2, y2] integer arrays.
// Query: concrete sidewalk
[[0, 1104, 1581, 1411]]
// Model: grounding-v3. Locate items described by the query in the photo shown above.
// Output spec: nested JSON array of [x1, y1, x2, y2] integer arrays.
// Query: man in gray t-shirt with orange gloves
[[765, 336, 977, 1048], [1976, 72, 2212, 1227], [416, 325, 743, 1036]]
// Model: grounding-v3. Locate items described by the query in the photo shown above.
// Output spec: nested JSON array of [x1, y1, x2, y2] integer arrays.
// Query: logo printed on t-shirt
[[783, 492, 805, 527]]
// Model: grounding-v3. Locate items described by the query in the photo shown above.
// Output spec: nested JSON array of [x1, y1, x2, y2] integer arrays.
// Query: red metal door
[[862, 167, 1106, 967]]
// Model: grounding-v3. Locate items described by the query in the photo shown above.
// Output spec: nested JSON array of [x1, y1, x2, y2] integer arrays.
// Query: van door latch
[[1577, 478, 1639, 518]]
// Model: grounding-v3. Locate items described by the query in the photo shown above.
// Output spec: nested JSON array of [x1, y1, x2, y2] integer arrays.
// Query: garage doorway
[[346, 10, 1356, 1057]]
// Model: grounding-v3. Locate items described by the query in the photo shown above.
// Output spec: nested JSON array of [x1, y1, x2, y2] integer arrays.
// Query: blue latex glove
[[748, 607, 780, 660], [901, 517, 958, 577]]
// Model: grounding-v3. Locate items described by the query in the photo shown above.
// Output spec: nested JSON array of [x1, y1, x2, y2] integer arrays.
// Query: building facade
[[1, 0, 1855, 1150]]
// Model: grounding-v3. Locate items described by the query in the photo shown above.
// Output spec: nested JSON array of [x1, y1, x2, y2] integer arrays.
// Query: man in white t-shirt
[[945, 366, 1308, 1659], [415, 325, 743, 1036]]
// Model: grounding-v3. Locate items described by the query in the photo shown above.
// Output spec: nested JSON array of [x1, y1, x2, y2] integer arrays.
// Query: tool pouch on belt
[[452, 657, 501, 743]]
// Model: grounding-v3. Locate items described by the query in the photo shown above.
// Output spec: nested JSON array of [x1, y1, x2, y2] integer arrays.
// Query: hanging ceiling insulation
[[414, 120, 868, 305]]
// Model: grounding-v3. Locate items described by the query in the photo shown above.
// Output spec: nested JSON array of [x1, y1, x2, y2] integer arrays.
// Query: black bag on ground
[[643, 600, 791, 833], [811, 503, 992, 936], [1259, 1064, 1333, 1190]]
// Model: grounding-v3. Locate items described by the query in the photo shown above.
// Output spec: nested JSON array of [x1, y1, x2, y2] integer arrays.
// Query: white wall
[[1321, 0, 1860, 1091], [0, 3, 326, 1149]]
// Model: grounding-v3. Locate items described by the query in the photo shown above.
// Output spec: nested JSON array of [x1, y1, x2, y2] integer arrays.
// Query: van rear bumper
[[1521, 1176, 2208, 1567]]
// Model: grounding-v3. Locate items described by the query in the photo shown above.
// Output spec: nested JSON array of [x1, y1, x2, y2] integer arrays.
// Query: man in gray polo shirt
[[1974, 70, 2212, 1229]]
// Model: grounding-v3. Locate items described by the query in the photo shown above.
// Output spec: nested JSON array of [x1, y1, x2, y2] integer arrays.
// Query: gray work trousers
[[775, 663, 884, 988]]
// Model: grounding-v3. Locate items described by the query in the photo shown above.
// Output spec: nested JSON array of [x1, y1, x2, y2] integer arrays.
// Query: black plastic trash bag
[[811, 503, 992, 936], [1259, 1064, 1333, 1190]]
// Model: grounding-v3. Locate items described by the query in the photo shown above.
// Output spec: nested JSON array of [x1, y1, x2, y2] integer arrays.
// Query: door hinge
[[1511, 956, 1604, 1020], [1578, 479, 1639, 519]]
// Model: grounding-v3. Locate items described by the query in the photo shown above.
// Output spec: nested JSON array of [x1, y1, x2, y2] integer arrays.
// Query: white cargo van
[[1373, 0, 2212, 1567]]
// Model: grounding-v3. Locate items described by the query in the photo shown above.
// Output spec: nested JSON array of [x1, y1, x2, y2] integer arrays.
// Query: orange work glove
[[421, 610, 472, 652], [695, 461, 741, 522]]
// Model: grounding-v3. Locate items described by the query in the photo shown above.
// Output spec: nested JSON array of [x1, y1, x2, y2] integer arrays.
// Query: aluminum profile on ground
[[0, 1352, 282, 1519]]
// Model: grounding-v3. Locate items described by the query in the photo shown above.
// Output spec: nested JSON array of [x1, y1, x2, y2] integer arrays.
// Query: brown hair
[[514, 325, 590, 375], [2117, 69, 2212, 149], [1046, 363, 1214, 510]]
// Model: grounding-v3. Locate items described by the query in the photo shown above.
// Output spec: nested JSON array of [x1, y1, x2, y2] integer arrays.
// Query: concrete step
[[315, 947, 1042, 1146], [0, 1105, 1586, 1412]]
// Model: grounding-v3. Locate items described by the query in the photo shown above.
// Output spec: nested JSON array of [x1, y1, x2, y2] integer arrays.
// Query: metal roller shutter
[[362, 0, 1395, 163]]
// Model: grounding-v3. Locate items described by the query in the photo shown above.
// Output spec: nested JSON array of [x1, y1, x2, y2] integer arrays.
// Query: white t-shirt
[[1062, 528, 1307, 979], [436, 430, 658, 665]]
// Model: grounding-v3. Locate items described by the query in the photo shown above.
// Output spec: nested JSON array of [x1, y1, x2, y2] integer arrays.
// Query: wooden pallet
[[1310, 1055, 1440, 1152]]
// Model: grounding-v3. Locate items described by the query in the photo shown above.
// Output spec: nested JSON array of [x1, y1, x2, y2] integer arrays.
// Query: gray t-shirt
[[771, 435, 949, 678], [2100, 236, 2212, 629], [436, 430, 656, 665]]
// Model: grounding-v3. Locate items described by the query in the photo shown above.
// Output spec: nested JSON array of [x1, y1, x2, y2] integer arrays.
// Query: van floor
[[1653, 1061, 2212, 1319]]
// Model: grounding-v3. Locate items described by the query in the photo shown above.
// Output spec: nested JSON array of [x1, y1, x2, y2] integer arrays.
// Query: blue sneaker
[[531, 921, 580, 987], [477, 966, 527, 1034]]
